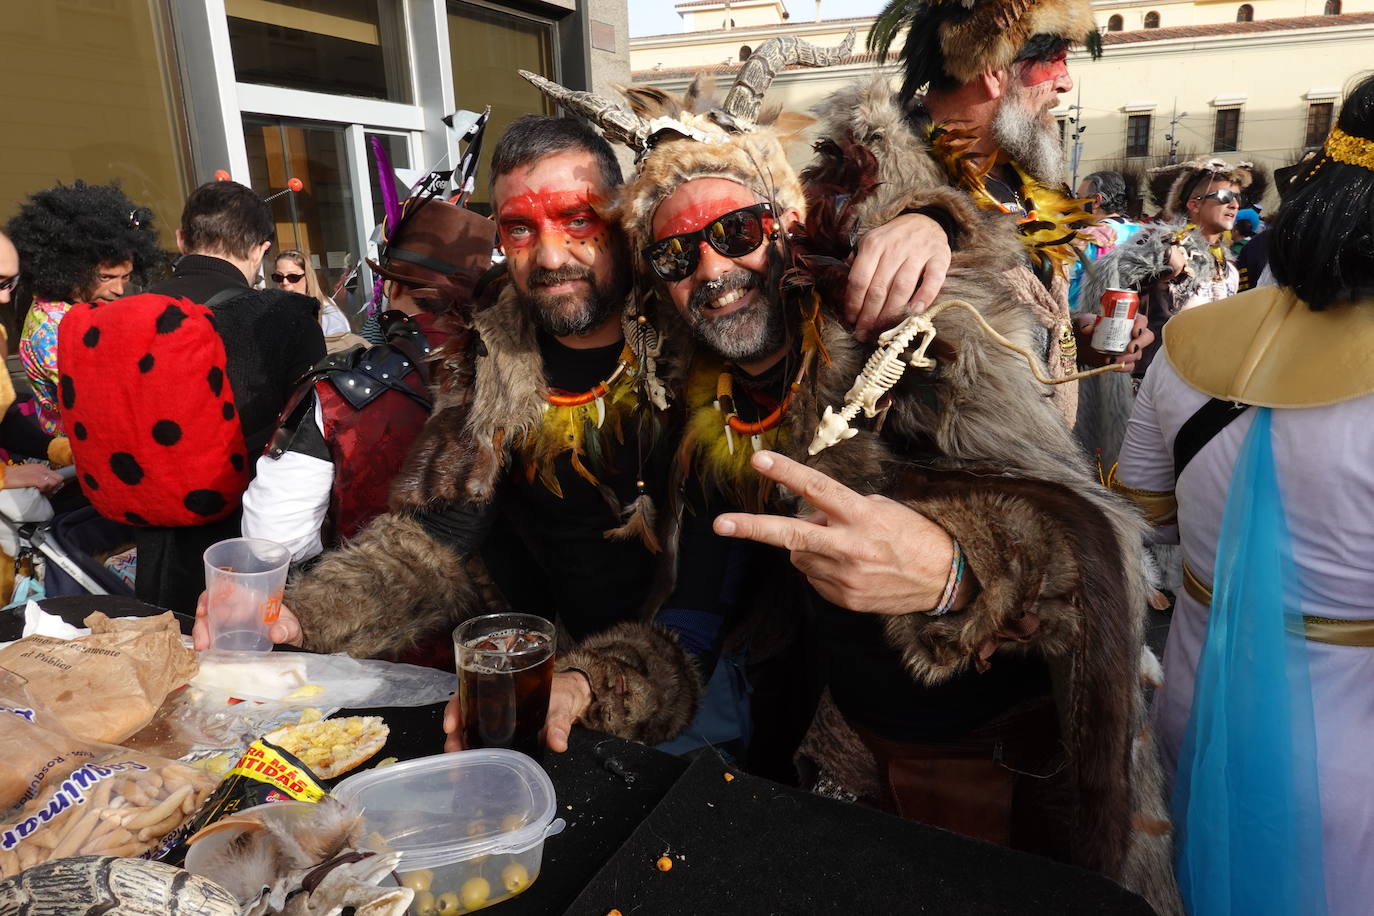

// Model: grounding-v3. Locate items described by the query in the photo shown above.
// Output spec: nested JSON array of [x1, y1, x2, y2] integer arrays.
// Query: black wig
[[1269, 73, 1374, 310], [4, 181, 163, 302]]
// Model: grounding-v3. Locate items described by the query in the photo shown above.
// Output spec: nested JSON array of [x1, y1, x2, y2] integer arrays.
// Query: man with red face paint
[[815, 0, 1156, 432], [195, 115, 716, 753], [515, 31, 1179, 911]]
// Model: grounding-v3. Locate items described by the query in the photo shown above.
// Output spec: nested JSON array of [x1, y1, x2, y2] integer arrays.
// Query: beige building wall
[[632, 0, 1374, 208], [678, 0, 793, 32]]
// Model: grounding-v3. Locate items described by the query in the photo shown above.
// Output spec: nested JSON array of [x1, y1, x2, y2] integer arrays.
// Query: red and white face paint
[[490, 149, 624, 337], [1018, 50, 1069, 88], [497, 189, 610, 256]]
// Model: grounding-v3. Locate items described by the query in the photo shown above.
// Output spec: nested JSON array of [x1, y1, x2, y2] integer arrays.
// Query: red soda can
[[1090, 288, 1140, 354]]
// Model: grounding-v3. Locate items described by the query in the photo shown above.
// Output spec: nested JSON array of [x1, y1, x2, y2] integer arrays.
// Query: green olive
[[414, 889, 438, 916], [500, 862, 530, 894], [460, 876, 491, 909], [437, 891, 463, 916], [401, 869, 434, 892]]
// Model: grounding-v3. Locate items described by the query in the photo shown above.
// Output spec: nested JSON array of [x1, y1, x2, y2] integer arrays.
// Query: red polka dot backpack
[[56, 293, 249, 526]]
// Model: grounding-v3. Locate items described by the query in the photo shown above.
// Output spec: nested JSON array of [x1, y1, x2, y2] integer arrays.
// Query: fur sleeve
[[287, 512, 477, 658], [879, 470, 1139, 689], [558, 622, 704, 746]]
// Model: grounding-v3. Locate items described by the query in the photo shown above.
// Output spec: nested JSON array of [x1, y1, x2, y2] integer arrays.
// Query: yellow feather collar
[[928, 124, 1097, 274]]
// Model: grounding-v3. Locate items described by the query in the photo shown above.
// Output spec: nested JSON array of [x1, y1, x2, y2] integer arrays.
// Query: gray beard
[[991, 93, 1066, 186], [684, 269, 787, 363]]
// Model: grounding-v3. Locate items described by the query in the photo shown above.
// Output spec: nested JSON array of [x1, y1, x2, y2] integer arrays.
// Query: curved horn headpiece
[[518, 70, 651, 150], [720, 30, 857, 126]]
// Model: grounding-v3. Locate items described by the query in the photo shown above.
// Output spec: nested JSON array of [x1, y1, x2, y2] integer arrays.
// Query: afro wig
[[5, 181, 163, 302]]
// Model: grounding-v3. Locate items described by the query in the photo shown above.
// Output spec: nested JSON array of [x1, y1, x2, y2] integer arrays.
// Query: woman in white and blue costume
[[1113, 72, 1374, 916]]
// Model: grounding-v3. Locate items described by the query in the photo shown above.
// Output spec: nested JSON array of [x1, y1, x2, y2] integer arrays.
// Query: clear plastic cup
[[203, 537, 291, 652]]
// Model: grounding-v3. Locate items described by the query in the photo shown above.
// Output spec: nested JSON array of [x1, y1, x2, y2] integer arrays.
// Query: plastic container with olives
[[332, 749, 565, 914]]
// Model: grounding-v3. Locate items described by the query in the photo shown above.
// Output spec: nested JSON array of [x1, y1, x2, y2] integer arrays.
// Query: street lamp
[[1067, 99, 1088, 188], [1165, 107, 1189, 164]]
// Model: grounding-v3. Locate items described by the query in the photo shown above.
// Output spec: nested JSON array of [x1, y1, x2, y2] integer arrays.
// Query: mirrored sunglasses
[[643, 203, 774, 282], [1196, 188, 1240, 205], [271, 272, 306, 284]]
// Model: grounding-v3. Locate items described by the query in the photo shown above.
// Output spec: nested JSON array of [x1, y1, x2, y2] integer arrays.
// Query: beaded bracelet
[[927, 538, 966, 617]]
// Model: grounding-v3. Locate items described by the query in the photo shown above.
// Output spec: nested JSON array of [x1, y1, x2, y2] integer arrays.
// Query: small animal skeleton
[[809, 313, 939, 454], [808, 299, 1124, 455]]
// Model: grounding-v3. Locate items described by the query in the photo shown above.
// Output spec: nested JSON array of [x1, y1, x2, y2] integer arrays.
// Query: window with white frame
[[1213, 107, 1241, 152]]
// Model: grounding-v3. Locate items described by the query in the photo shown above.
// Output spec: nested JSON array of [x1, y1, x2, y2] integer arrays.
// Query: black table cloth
[[19, 597, 1157, 915]]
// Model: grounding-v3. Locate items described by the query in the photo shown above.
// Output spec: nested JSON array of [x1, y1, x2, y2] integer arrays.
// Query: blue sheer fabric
[[1172, 407, 1327, 915]]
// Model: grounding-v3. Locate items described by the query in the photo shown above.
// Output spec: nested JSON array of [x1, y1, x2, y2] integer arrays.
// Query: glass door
[[242, 116, 362, 299]]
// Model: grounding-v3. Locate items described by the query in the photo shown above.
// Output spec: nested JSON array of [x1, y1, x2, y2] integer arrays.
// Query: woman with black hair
[[1114, 72, 1374, 916], [5, 181, 162, 438]]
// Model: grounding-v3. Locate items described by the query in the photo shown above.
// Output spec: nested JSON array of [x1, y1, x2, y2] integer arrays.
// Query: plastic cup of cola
[[203, 537, 291, 652], [454, 614, 556, 757]]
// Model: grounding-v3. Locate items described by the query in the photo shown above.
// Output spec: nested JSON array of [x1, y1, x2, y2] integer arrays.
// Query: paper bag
[[0, 611, 197, 745]]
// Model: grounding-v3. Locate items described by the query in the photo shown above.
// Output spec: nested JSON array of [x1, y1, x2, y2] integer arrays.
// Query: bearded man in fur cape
[[519, 32, 1180, 913], [191, 109, 952, 758], [829, 0, 1157, 431]]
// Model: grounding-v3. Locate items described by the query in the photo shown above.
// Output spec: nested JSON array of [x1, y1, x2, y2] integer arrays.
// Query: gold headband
[[1326, 126, 1374, 171]]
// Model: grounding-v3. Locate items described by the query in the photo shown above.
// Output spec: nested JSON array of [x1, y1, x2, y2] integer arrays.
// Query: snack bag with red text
[[157, 737, 327, 866]]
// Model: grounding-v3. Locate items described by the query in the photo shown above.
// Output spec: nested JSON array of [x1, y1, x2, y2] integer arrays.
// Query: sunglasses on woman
[[1194, 188, 1240, 205], [643, 202, 774, 282], [0, 275, 18, 295], [271, 272, 306, 284]]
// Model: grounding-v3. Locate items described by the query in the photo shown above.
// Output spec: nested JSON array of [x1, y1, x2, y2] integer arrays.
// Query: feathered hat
[[869, 0, 1101, 101], [519, 32, 855, 254], [1149, 156, 1254, 219]]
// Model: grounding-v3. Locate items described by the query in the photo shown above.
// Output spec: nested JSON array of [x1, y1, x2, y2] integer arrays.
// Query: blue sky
[[629, 0, 893, 38]]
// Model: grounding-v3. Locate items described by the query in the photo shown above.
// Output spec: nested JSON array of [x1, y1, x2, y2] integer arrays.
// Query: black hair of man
[[4, 181, 162, 302], [1081, 170, 1128, 216], [180, 181, 275, 261], [488, 115, 623, 198], [1269, 72, 1374, 310]]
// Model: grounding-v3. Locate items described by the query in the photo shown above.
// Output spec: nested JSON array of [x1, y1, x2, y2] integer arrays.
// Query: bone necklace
[[714, 336, 819, 455], [545, 342, 635, 413]]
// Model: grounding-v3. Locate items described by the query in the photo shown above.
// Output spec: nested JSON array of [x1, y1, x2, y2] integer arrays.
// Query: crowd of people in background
[[1, 0, 1372, 912]]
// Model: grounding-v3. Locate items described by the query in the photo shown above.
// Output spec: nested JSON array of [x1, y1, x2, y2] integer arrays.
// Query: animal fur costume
[[280, 279, 704, 747], [521, 36, 1179, 913], [1074, 157, 1255, 465]]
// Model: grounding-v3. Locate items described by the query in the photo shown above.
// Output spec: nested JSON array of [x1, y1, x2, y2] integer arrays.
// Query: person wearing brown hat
[[241, 197, 494, 584]]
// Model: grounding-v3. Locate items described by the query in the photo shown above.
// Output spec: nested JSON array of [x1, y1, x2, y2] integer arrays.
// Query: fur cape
[[778, 79, 1180, 914], [283, 284, 703, 732], [811, 79, 1082, 425]]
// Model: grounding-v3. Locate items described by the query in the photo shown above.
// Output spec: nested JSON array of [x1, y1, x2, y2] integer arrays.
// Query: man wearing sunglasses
[[515, 34, 1171, 904], [1085, 158, 1251, 381], [207, 116, 706, 751]]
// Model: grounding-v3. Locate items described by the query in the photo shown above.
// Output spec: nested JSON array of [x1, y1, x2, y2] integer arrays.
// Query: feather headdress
[[520, 32, 856, 253], [869, 0, 1102, 102]]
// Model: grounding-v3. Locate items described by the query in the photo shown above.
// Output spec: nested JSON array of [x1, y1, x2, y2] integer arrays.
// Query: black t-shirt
[[491, 333, 667, 639], [420, 331, 670, 642]]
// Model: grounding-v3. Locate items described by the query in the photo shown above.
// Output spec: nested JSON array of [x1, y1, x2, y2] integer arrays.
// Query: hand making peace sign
[[713, 451, 977, 616]]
